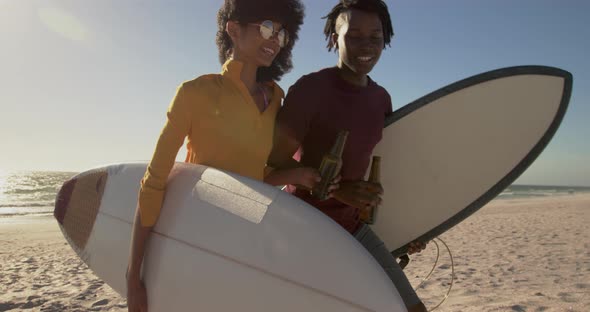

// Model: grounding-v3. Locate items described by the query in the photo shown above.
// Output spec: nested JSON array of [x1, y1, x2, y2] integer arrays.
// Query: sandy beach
[[0, 216, 126, 312], [1, 194, 589, 312], [406, 194, 590, 312]]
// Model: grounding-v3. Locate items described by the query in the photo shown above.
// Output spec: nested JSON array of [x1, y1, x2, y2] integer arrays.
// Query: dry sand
[[0, 216, 126, 312], [406, 194, 590, 312], [1, 194, 589, 311]]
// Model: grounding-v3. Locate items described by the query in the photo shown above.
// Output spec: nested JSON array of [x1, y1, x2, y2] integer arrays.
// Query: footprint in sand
[[0, 303, 19, 310], [39, 301, 69, 312], [510, 304, 526, 312], [574, 283, 589, 289], [74, 280, 105, 300], [91, 299, 109, 307], [558, 292, 577, 303], [19, 295, 48, 309]]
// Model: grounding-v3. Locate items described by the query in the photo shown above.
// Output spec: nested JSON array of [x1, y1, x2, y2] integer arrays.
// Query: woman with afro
[[126, 1, 311, 311]]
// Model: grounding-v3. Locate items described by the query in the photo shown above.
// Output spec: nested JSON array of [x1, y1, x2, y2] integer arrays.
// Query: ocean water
[[1, 171, 589, 216], [0, 170, 76, 216], [497, 184, 590, 200]]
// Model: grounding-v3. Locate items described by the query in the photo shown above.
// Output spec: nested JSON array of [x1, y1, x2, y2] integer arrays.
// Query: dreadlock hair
[[323, 0, 394, 52], [216, 0, 305, 82]]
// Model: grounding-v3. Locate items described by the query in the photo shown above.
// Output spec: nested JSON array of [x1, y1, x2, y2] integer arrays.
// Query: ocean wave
[[0, 203, 53, 208], [4, 186, 59, 194], [0, 211, 53, 217]]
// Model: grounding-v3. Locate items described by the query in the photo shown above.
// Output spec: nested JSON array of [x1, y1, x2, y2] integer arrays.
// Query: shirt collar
[[328, 67, 376, 93], [221, 58, 244, 79], [221, 58, 285, 100]]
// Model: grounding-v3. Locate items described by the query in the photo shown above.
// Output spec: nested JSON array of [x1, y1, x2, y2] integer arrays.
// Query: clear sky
[[1, 0, 589, 186]]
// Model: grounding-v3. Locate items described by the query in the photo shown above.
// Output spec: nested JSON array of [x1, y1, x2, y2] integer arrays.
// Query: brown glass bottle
[[360, 155, 381, 224], [312, 130, 349, 200]]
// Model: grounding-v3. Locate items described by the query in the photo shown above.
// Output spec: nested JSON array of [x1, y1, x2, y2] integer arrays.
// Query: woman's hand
[[126, 273, 148, 312], [127, 208, 152, 312], [325, 174, 341, 198], [293, 168, 341, 196], [291, 167, 321, 190]]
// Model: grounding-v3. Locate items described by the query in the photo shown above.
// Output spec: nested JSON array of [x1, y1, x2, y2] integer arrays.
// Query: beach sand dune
[[1, 194, 589, 311]]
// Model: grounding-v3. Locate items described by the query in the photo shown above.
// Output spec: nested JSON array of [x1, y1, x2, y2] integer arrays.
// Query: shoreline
[[2, 191, 588, 219]]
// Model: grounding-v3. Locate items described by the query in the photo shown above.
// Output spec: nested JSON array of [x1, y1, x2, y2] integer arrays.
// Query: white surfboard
[[54, 163, 407, 311], [371, 66, 572, 256]]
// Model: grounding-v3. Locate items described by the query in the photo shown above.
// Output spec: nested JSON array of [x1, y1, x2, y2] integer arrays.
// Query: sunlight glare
[[37, 7, 87, 42]]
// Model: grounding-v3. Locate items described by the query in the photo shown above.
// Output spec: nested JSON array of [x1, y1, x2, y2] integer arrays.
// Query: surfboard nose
[[54, 169, 108, 251], [54, 177, 77, 225]]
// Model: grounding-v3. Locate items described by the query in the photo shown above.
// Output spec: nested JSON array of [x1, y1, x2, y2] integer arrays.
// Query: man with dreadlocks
[[268, 0, 427, 310]]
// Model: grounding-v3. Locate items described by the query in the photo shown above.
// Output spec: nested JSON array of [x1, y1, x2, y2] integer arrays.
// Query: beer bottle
[[312, 130, 348, 200], [360, 155, 381, 224]]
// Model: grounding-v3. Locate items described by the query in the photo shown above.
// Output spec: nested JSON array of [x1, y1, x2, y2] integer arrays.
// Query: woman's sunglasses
[[248, 20, 289, 48]]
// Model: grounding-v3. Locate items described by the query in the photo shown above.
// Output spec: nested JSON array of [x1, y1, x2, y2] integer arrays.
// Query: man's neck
[[336, 63, 368, 87]]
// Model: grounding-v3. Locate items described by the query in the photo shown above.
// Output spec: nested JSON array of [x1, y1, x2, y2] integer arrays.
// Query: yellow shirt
[[138, 59, 284, 226]]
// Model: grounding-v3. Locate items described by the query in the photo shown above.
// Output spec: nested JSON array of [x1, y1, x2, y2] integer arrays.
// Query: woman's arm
[[267, 121, 302, 170], [126, 206, 152, 312], [264, 166, 320, 189], [126, 83, 193, 312], [265, 118, 321, 188]]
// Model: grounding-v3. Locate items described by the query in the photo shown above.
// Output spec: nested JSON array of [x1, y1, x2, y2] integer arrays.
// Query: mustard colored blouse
[[138, 59, 284, 226]]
